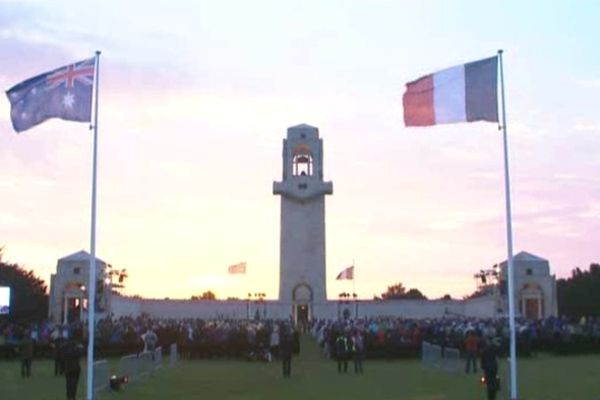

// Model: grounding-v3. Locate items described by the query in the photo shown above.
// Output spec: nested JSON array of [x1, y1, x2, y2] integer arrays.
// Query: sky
[[1, 0, 599, 301]]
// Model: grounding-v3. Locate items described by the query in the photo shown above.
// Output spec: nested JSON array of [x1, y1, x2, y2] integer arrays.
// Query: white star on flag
[[62, 92, 75, 109]]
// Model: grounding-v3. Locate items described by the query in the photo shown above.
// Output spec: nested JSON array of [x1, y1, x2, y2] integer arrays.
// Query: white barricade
[[110, 343, 175, 390], [154, 346, 163, 371], [118, 353, 142, 382], [169, 343, 178, 367], [441, 346, 461, 373], [93, 360, 110, 392], [421, 341, 442, 368], [138, 351, 155, 377], [421, 341, 460, 373], [421, 341, 433, 364]]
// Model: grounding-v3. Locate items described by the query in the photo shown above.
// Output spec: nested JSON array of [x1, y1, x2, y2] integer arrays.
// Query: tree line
[[557, 263, 600, 318], [0, 249, 48, 322]]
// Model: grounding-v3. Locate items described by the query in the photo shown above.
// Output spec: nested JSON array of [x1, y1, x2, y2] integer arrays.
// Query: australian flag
[[5, 58, 95, 133]]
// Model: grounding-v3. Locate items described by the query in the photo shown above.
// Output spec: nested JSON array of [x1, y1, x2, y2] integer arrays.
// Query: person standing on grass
[[142, 327, 158, 360], [464, 330, 479, 374], [63, 331, 85, 400], [19, 328, 34, 378], [280, 331, 293, 377], [53, 336, 66, 376], [352, 330, 365, 374], [335, 332, 349, 373], [270, 324, 280, 360], [52, 326, 66, 376], [480, 338, 499, 400]]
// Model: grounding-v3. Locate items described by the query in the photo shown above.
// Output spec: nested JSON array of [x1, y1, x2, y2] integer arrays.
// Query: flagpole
[[352, 260, 357, 318], [351, 260, 355, 296], [498, 49, 518, 400], [86, 50, 101, 400]]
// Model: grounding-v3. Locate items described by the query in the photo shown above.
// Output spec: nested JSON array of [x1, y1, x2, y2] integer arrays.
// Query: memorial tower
[[273, 124, 333, 322]]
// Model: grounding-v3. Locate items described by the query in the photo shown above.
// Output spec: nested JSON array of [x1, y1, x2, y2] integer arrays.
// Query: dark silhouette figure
[[335, 334, 348, 373], [480, 340, 499, 400], [54, 338, 66, 376], [63, 337, 85, 400], [464, 331, 479, 373], [280, 333, 293, 377], [20, 332, 34, 378], [352, 332, 365, 374]]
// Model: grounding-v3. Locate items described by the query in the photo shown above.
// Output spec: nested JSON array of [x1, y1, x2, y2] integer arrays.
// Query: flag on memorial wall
[[403, 56, 498, 127], [5, 58, 95, 133], [336, 266, 354, 280], [228, 262, 246, 274]]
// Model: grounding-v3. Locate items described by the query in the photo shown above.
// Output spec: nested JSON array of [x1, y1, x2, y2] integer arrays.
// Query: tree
[[107, 267, 128, 294], [191, 290, 216, 300], [464, 284, 496, 299], [404, 288, 427, 300], [380, 282, 427, 300], [0, 248, 49, 322], [557, 263, 600, 318], [381, 282, 406, 300]]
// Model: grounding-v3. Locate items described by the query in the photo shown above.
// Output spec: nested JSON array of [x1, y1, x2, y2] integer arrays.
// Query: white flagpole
[[351, 260, 355, 295], [498, 49, 518, 400], [352, 260, 357, 318], [86, 50, 101, 400]]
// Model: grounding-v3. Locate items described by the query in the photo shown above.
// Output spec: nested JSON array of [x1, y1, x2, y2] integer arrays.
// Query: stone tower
[[273, 124, 333, 322]]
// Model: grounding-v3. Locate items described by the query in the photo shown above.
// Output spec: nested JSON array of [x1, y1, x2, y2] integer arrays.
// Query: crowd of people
[[0, 321, 85, 400], [312, 315, 600, 359], [2, 314, 600, 364], [0, 315, 301, 363], [2, 314, 600, 400]]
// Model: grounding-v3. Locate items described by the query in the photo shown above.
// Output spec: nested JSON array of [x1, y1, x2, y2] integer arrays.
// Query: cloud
[[574, 122, 600, 132], [0, 212, 23, 228], [574, 78, 600, 89], [577, 202, 600, 219], [0, 26, 64, 48]]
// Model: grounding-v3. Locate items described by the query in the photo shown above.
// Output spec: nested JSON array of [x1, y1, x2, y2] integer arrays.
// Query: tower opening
[[292, 145, 313, 176]]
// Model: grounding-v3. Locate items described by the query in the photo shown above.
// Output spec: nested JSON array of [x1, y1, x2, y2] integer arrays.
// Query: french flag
[[403, 56, 498, 127], [336, 266, 354, 280]]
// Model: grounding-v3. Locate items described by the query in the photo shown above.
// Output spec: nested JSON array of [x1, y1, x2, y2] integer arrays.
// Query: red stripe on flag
[[403, 74, 435, 126], [336, 266, 354, 280]]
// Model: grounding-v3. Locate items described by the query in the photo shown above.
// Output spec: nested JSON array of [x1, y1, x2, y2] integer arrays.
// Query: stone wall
[[110, 295, 497, 320]]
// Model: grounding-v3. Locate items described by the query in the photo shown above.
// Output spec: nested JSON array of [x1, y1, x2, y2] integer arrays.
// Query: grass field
[[2, 336, 600, 400]]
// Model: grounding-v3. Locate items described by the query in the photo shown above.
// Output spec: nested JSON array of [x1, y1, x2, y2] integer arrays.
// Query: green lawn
[[2, 337, 600, 400]]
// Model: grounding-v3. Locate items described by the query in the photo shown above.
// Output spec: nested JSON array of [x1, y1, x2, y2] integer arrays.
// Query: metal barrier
[[421, 341, 433, 364], [154, 346, 163, 371], [441, 346, 461, 373], [421, 341, 460, 373], [421, 341, 443, 368], [139, 351, 155, 377], [91, 343, 176, 395], [118, 353, 142, 382], [93, 360, 110, 392], [169, 343, 178, 367]]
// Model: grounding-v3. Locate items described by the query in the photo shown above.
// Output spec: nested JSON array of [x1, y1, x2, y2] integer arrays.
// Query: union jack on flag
[[5, 58, 95, 133], [46, 60, 95, 89]]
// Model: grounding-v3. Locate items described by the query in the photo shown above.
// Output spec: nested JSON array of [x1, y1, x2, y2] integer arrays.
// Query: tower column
[[273, 124, 333, 312]]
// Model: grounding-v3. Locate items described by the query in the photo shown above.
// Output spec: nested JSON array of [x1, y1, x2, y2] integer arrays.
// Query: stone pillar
[[63, 296, 68, 325], [273, 124, 333, 308]]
